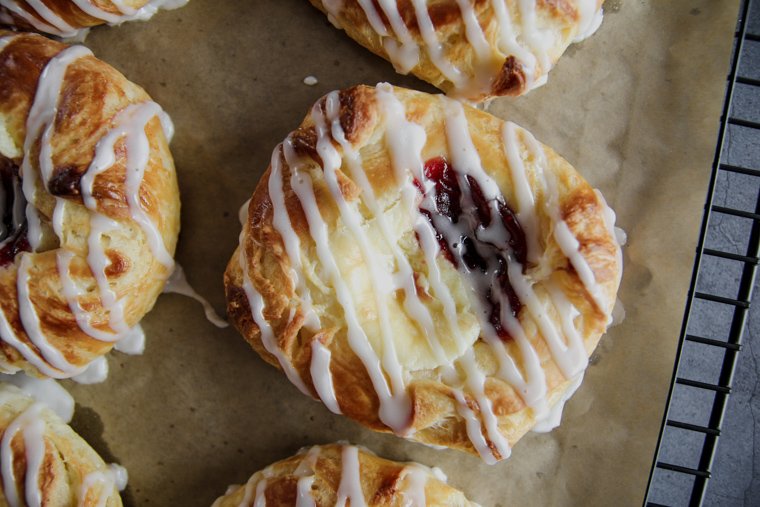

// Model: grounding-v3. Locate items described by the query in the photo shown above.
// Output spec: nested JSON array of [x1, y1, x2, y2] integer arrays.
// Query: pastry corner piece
[[0, 383, 125, 506], [0, 0, 189, 38], [225, 83, 623, 463], [0, 31, 180, 380], [212, 443, 477, 507], [307, 0, 605, 101]]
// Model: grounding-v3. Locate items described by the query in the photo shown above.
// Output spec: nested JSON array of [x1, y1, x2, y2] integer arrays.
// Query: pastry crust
[[226, 84, 622, 463], [308, 0, 604, 101], [0, 32, 180, 379], [212, 443, 477, 507], [0, 383, 124, 507], [0, 0, 187, 38]]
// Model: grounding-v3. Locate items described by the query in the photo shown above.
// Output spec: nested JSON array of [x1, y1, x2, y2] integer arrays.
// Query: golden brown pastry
[[0, 31, 180, 380], [0, 382, 125, 506], [308, 0, 604, 101], [212, 443, 476, 507], [0, 0, 188, 38], [225, 84, 623, 463]]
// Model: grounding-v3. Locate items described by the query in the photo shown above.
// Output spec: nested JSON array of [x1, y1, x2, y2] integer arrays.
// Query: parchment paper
[[62, 1, 739, 505]]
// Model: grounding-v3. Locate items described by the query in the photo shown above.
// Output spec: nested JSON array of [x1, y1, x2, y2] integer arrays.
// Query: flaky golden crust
[[0, 384, 123, 507], [0, 32, 180, 378], [225, 85, 622, 461], [212, 444, 476, 507], [308, 0, 604, 101], [0, 1, 166, 37]]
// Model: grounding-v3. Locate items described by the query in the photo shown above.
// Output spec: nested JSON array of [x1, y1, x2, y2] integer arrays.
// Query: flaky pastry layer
[[0, 0, 187, 38], [0, 384, 123, 506], [225, 84, 622, 462], [0, 32, 180, 379], [212, 443, 476, 507], [308, 0, 604, 101]]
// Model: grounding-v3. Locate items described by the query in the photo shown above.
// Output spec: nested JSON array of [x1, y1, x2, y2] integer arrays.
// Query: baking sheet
[[61, 0, 740, 505]]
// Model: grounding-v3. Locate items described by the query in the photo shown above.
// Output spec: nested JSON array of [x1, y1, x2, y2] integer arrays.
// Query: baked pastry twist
[[0, 383, 125, 506], [212, 443, 476, 507], [308, 0, 604, 101], [0, 0, 188, 38], [225, 84, 623, 463], [0, 32, 180, 380]]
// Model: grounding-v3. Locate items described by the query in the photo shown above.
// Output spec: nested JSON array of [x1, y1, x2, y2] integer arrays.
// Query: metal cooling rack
[[644, 0, 760, 505]]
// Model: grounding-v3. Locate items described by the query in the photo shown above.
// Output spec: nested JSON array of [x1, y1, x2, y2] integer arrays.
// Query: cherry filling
[[0, 158, 30, 267], [416, 157, 527, 340]]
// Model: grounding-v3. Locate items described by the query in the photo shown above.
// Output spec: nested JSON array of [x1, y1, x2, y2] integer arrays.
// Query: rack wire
[[644, 0, 760, 505]]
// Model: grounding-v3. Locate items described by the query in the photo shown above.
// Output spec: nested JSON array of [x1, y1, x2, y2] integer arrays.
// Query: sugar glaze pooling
[[319, 0, 604, 98], [237, 84, 621, 462], [0, 36, 176, 380]]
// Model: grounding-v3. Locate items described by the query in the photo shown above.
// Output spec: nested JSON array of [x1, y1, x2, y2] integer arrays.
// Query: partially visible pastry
[[308, 0, 604, 101], [0, 0, 188, 38], [212, 443, 476, 507], [225, 84, 623, 463], [0, 382, 126, 506], [0, 32, 180, 380]]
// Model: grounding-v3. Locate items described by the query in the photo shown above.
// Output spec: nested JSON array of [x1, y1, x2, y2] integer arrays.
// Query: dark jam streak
[[416, 157, 526, 340], [0, 159, 30, 267]]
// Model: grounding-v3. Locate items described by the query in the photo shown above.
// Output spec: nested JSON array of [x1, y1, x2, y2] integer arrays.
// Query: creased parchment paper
[[61, 1, 739, 505]]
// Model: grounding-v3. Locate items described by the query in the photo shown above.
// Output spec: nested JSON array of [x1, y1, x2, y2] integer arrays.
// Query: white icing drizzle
[[230, 468, 271, 507], [21, 44, 91, 250], [0, 0, 63, 36], [293, 446, 320, 507], [307, 92, 411, 433], [163, 264, 229, 328], [335, 445, 366, 507], [268, 144, 320, 332], [0, 0, 190, 38], [0, 374, 74, 422], [78, 463, 128, 507], [374, 0, 420, 74], [237, 236, 313, 398], [285, 150, 411, 434], [310, 340, 341, 414], [17, 254, 85, 376], [521, 130, 610, 312], [400, 465, 429, 507], [0, 392, 126, 507], [1, 403, 46, 507], [0, 40, 176, 379]]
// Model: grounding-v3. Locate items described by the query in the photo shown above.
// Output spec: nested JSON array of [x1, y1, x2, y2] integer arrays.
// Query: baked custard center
[[0, 158, 29, 267], [417, 157, 526, 340]]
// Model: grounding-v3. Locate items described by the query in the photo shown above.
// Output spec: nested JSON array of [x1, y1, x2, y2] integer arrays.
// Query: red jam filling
[[416, 157, 527, 340], [0, 159, 30, 268]]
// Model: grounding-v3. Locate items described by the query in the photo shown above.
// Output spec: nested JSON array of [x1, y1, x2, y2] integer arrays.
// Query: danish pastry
[[0, 382, 126, 506], [0, 32, 180, 380], [211, 443, 476, 507], [225, 84, 623, 463], [0, 0, 188, 38], [308, 0, 604, 101]]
